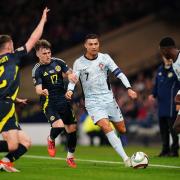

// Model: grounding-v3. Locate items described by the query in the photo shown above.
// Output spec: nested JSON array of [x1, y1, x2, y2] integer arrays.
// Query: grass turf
[[0, 145, 179, 180]]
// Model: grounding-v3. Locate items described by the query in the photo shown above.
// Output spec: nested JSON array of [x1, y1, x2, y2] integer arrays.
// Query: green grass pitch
[[0, 145, 179, 180]]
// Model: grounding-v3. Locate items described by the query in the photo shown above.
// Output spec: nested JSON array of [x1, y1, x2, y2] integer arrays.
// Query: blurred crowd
[[0, 0, 175, 61]]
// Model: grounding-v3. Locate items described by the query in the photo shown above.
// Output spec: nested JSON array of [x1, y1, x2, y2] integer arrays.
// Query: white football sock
[[106, 130, 129, 161], [1, 157, 10, 162], [67, 152, 74, 159]]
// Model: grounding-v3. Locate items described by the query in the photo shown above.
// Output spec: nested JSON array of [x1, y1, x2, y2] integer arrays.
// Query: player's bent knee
[[98, 123, 113, 133], [19, 135, 32, 149], [65, 124, 77, 133], [8, 142, 19, 152], [21, 138, 32, 149]]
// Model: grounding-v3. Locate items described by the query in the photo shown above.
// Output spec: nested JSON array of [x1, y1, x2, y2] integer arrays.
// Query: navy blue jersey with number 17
[[32, 57, 70, 108]]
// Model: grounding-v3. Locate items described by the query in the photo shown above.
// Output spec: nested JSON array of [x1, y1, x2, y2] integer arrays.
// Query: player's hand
[[41, 89, 49, 96], [65, 90, 73, 100], [16, 98, 28, 105], [148, 95, 155, 103], [68, 73, 78, 84], [127, 89, 137, 99], [41, 7, 50, 23]]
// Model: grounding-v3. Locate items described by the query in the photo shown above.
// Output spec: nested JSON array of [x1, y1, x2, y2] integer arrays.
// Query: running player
[[66, 34, 137, 167], [0, 7, 49, 172], [32, 39, 77, 168]]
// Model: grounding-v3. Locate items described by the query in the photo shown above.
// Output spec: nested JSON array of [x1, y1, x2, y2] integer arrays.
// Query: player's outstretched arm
[[25, 7, 50, 53]]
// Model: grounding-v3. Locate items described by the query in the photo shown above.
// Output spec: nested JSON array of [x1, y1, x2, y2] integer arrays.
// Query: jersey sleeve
[[55, 58, 69, 73], [105, 54, 119, 72], [73, 60, 81, 78], [32, 65, 42, 86], [67, 59, 80, 91], [14, 46, 27, 58]]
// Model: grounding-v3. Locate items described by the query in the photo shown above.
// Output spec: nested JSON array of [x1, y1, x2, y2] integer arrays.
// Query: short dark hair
[[84, 33, 99, 42], [159, 37, 176, 48], [34, 39, 51, 51], [0, 35, 12, 50]]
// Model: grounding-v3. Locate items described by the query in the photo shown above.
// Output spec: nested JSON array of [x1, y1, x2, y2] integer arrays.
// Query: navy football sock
[[67, 131, 77, 153], [0, 140, 8, 152], [50, 127, 64, 140], [5, 144, 27, 162]]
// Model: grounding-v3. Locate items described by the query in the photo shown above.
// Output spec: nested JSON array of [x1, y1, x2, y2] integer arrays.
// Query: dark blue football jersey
[[0, 46, 27, 100], [32, 57, 69, 107]]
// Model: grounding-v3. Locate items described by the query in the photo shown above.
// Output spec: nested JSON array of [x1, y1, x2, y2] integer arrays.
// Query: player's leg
[[112, 121, 126, 134], [96, 118, 131, 166], [168, 117, 179, 157], [158, 117, 170, 156], [174, 95, 180, 133], [173, 114, 180, 134], [45, 107, 65, 157], [63, 108, 77, 168], [0, 140, 8, 152], [50, 119, 64, 141], [0, 101, 21, 172], [108, 100, 126, 134], [0, 129, 20, 172], [2, 129, 31, 162], [47, 119, 64, 157]]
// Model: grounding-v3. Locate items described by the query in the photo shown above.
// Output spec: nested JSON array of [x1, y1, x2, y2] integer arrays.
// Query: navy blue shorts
[[0, 99, 21, 133], [44, 103, 76, 126]]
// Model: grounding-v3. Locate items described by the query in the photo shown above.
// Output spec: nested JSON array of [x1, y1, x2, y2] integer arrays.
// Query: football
[[131, 152, 149, 169]]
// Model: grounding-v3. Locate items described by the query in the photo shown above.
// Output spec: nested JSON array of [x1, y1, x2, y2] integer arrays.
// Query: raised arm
[[25, 7, 50, 53]]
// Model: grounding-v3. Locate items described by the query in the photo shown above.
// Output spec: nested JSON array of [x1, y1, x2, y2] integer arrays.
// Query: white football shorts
[[86, 99, 124, 124]]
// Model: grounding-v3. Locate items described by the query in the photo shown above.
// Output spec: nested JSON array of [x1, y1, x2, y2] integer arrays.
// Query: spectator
[[149, 56, 179, 157]]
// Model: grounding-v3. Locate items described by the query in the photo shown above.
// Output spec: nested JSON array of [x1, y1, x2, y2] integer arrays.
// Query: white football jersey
[[73, 53, 120, 104], [172, 53, 180, 81]]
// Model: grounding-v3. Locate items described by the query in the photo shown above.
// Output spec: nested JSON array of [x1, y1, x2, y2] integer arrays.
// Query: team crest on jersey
[[50, 116, 55, 121], [168, 72, 173, 78], [43, 72, 48, 76], [99, 63, 104, 70], [55, 65, 61, 72]]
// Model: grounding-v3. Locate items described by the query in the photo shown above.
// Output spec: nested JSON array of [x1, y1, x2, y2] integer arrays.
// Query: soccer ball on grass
[[131, 151, 149, 169]]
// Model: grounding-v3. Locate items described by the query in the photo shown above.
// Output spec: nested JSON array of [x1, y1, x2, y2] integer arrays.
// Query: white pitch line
[[23, 155, 180, 169]]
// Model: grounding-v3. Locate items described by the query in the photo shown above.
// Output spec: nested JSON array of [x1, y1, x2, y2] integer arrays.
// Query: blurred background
[[1, 0, 180, 145]]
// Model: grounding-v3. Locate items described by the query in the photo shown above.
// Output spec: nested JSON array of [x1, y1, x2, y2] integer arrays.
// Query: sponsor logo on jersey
[[55, 65, 61, 72], [43, 72, 48, 76], [49, 70, 55, 74]]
